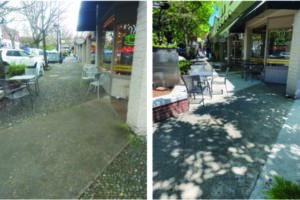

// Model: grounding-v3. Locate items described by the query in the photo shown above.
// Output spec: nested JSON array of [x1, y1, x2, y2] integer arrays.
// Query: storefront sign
[[267, 59, 289, 65], [124, 34, 135, 46], [124, 25, 136, 46], [122, 46, 134, 53], [250, 57, 264, 63], [114, 64, 131, 72], [274, 31, 287, 46], [272, 45, 287, 51], [75, 38, 85, 45]]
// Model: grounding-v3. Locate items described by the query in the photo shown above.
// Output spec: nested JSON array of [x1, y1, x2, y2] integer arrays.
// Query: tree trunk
[[42, 29, 48, 69], [41, 2, 48, 69]]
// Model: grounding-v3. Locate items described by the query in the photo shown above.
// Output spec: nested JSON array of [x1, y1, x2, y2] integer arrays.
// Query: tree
[[0, 1, 22, 78], [153, 1, 214, 48], [2, 25, 19, 49], [20, 1, 65, 69]]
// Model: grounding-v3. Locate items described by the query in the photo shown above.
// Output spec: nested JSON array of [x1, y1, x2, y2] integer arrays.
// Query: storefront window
[[267, 28, 292, 66], [250, 26, 266, 63], [103, 31, 114, 72], [114, 23, 136, 76]]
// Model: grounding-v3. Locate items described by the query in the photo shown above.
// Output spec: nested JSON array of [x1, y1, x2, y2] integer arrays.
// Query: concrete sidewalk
[[153, 76, 295, 199], [0, 98, 130, 198], [250, 99, 300, 198]]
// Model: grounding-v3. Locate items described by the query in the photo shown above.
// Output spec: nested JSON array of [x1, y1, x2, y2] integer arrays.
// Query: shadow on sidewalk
[[153, 83, 294, 199]]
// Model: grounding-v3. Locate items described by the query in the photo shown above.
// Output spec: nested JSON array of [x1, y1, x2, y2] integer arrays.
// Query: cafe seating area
[[0, 77, 33, 108], [181, 60, 230, 106]]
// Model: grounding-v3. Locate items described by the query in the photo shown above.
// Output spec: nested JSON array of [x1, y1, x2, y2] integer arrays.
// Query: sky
[[62, 0, 81, 36], [5, 0, 81, 37], [209, 5, 219, 27]]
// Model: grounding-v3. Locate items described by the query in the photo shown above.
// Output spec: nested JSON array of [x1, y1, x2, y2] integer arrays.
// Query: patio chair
[[181, 75, 207, 106], [86, 72, 105, 99], [241, 60, 251, 79], [80, 66, 99, 87], [250, 64, 264, 82], [209, 66, 230, 95], [0, 79, 33, 108], [25, 68, 39, 95]]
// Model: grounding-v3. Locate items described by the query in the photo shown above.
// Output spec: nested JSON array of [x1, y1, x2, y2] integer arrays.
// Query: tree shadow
[[153, 83, 294, 199]]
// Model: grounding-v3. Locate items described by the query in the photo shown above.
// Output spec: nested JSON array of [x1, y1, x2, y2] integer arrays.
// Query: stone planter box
[[153, 47, 180, 88], [153, 85, 188, 123]]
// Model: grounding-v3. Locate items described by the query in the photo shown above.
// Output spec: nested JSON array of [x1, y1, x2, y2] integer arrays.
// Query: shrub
[[264, 176, 300, 199], [6, 63, 26, 77], [178, 60, 191, 75]]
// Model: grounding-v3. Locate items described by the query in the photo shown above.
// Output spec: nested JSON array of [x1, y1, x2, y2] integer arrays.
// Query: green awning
[[230, 1, 300, 33]]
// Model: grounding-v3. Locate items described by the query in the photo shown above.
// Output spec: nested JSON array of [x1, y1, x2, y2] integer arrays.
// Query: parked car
[[47, 50, 60, 63], [0, 49, 44, 76]]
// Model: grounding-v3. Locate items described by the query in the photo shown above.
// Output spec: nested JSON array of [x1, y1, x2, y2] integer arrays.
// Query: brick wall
[[153, 99, 189, 123]]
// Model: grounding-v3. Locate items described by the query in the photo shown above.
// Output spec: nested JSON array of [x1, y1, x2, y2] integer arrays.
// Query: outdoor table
[[190, 63, 219, 78], [241, 62, 262, 80], [209, 62, 224, 72], [9, 75, 37, 95]]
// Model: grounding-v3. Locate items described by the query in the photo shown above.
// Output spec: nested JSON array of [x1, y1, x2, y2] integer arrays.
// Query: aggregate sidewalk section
[[0, 98, 131, 198], [153, 78, 294, 199], [250, 99, 300, 199]]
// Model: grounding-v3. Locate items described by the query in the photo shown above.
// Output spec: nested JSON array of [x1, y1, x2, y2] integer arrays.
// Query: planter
[[153, 47, 180, 88], [153, 85, 188, 123]]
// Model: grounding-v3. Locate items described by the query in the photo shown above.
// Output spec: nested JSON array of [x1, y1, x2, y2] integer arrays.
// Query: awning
[[230, 1, 300, 33], [77, 1, 98, 31], [77, 1, 114, 31]]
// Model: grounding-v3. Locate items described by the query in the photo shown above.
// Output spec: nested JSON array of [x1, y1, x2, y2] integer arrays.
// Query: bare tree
[[20, 1, 65, 69], [0, 1, 20, 78], [1, 25, 19, 48]]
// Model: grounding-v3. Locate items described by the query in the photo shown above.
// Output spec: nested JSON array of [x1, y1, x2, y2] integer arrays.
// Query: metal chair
[[86, 72, 105, 100], [250, 64, 264, 82], [80, 66, 99, 87], [0, 79, 33, 108], [181, 75, 206, 106], [25, 68, 39, 95], [209, 67, 230, 95]]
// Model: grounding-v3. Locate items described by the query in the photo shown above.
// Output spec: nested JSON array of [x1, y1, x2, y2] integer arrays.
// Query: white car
[[0, 49, 44, 76], [29, 48, 46, 66]]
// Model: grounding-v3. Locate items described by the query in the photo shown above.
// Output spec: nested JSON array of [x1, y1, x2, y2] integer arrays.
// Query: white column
[[126, 1, 147, 135], [244, 27, 251, 60], [286, 11, 300, 99]]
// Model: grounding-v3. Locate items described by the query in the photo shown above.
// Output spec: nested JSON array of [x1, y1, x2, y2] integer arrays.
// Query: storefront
[[100, 3, 138, 98], [245, 15, 294, 84], [230, 1, 300, 95], [77, 1, 147, 135]]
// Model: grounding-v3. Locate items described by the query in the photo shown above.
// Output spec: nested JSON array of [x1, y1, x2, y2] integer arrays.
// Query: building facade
[[209, 1, 300, 99], [76, 1, 147, 135]]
